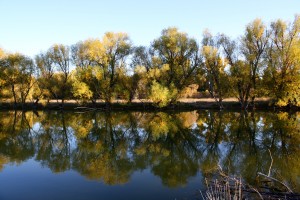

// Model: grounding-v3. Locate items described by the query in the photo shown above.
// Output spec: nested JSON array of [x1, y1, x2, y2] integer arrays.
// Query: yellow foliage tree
[[264, 15, 300, 106]]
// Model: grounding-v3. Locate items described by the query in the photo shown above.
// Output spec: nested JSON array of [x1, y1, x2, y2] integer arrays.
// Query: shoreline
[[0, 98, 299, 111]]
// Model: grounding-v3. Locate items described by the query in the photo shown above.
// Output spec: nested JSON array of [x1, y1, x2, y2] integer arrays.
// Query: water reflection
[[0, 110, 299, 191]]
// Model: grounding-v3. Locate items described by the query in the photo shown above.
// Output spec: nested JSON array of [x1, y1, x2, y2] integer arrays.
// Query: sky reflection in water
[[0, 110, 299, 200]]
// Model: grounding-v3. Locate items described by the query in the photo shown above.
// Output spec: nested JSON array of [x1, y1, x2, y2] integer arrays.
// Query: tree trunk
[[218, 98, 224, 110], [105, 101, 111, 110], [61, 98, 65, 109], [11, 84, 17, 108]]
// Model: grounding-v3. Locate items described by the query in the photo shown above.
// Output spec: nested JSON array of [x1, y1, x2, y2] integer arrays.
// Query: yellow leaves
[[276, 99, 288, 107], [135, 146, 147, 156], [133, 27, 199, 105], [149, 81, 169, 107], [72, 32, 132, 103], [93, 66, 104, 80], [78, 32, 131, 69], [148, 144, 164, 154], [176, 111, 198, 128], [202, 45, 226, 73], [72, 80, 93, 100], [271, 19, 287, 39], [246, 18, 265, 39], [196, 118, 205, 127], [202, 45, 218, 57], [161, 64, 170, 72], [0, 154, 9, 172], [179, 84, 199, 98], [0, 53, 35, 102], [76, 126, 90, 138], [203, 49, 226, 73], [148, 68, 161, 79], [49, 44, 70, 67], [156, 27, 186, 53], [116, 66, 126, 76], [266, 18, 300, 106], [277, 112, 288, 120], [0, 48, 5, 59], [85, 39, 107, 64], [148, 64, 170, 80], [134, 65, 147, 74], [150, 119, 169, 138], [102, 32, 131, 54]]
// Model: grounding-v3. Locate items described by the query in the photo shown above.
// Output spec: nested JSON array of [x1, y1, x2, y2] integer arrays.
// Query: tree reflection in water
[[0, 110, 299, 191]]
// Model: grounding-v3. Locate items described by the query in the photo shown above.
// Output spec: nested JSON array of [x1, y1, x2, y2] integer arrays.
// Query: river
[[0, 110, 299, 199]]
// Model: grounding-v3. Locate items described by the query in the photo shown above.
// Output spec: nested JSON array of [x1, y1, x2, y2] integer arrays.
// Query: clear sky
[[0, 0, 299, 57]]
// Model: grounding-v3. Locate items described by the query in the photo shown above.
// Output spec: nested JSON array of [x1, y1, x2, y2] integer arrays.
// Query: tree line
[[0, 16, 299, 109]]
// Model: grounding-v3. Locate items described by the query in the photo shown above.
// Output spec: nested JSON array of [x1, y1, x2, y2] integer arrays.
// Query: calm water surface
[[0, 110, 299, 200]]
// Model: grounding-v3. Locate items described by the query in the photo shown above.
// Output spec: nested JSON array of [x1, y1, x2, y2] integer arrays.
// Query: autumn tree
[[201, 31, 230, 109], [218, 35, 253, 109], [264, 15, 300, 106], [135, 28, 201, 107], [49, 44, 72, 104], [97, 32, 131, 106], [0, 53, 36, 107], [0, 48, 5, 60], [0, 111, 36, 164], [71, 40, 100, 102], [0, 48, 6, 96], [125, 46, 153, 101], [240, 19, 269, 108], [35, 51, 55, 102], [71, 41, 93, 68], [218, 19, 269, 109], [131, 46, 153, 72], [36, 44, 72, 105], [71, 33, 132, 106]]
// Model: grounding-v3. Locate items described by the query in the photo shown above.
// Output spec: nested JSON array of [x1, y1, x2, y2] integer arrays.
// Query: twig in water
[[267, 148, 273, 177], [257, 172, 293, 193]]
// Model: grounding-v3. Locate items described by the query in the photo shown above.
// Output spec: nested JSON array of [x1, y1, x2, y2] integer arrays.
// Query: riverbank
[[0, 98, 298, 111]]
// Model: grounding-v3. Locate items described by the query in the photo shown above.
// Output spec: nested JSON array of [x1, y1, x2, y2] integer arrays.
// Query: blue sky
[[0, 0, 299, 57]]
